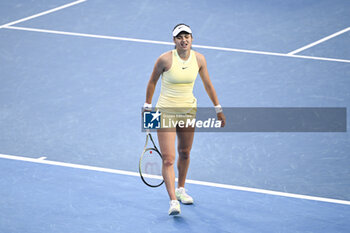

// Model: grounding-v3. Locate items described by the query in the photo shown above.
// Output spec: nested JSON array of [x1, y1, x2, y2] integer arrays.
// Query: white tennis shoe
[[168, 200, 181, 215], [175, 187, 194, 204]]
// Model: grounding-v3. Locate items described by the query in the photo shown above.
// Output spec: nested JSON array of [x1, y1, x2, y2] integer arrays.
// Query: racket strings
[[141, 150, 161, 174], [140, 148, 163, 187]]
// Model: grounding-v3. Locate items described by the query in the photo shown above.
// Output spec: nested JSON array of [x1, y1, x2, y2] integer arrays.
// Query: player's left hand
[[217, 112, 226, 127]]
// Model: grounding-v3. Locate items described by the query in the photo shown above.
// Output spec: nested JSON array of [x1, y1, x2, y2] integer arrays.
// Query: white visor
[[172, 25, 192, 37]]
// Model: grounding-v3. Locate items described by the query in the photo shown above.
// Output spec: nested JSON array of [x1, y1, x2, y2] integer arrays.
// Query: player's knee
[[178, 148, 191, 160], [162, 156, 175, 167]]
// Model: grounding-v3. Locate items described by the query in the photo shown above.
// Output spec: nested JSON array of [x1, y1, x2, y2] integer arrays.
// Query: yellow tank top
[[156, 49, 199, 109]]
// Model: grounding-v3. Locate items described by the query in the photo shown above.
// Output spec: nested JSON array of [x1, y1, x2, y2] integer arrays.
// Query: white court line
[[0, 0, 86, 29], [4, 25, 350, 64], [1, 153, 350, 206], [288, 27, 350, 55], [4, 25, 174, 45]]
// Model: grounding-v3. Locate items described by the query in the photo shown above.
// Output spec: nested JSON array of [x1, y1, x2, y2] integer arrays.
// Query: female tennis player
[[144, 24, 226, 215]]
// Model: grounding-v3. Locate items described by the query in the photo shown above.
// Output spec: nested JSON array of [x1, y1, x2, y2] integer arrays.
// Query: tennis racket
[[139, 130, 164, 187]]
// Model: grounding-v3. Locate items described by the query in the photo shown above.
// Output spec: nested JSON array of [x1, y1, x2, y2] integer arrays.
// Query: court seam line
[[1, 153, 350, 206], [4, 25, 350, 64], [288, 27, 350, 55], [0, 0, 87, 29]]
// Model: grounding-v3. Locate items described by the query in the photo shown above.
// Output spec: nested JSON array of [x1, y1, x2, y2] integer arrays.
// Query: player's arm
[[145, 55, 166, 105], [196, 52, 226, 127]]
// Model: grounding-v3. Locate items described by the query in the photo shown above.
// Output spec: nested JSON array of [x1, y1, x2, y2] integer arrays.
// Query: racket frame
[[139, 131, 164, 187]]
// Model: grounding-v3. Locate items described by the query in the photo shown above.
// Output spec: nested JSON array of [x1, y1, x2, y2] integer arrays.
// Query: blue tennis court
[[1, 0, 349, 232]]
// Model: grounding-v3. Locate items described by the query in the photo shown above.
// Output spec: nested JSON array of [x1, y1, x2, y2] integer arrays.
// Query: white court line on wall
[[4, 25, 350, 64], [1, 153, 350, 206], [288, 27, 350, 55], [0, 0, 87, 29]]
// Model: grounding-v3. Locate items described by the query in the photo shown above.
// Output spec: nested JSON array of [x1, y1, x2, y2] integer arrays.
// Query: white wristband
[[143, 103, 152, 111], [214, 104, 223, 114]]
